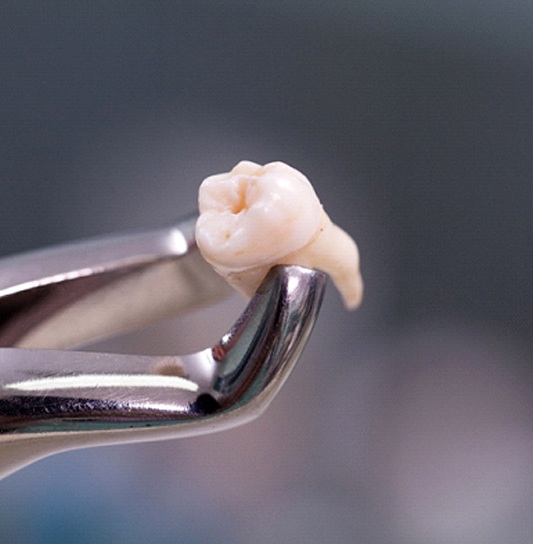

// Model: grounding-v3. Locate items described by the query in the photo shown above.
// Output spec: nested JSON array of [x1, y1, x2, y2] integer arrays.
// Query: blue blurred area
[[0, 2, 532, 543]]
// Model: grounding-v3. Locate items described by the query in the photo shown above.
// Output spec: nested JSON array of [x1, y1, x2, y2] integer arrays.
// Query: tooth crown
[[197, 161, 322, 270], [196, 160, 363, 310]]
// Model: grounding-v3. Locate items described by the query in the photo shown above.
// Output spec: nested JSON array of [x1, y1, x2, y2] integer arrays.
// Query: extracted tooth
[[195, 161, 363, 310]]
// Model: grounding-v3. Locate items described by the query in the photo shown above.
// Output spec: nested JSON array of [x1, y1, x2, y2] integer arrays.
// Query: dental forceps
[[0, 216, 326, 478]]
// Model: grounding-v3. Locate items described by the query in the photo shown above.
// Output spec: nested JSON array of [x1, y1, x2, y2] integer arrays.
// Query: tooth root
[[195, 161, 363, 310], [211, 266, 271, 300], [281, 213, 363, 310]]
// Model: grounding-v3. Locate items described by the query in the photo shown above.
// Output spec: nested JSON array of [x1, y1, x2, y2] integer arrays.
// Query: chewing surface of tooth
[[195, 161, 363, 310]]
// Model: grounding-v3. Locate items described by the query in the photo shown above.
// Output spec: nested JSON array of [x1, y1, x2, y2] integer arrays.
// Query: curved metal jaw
[[0, 217, 326, 478]]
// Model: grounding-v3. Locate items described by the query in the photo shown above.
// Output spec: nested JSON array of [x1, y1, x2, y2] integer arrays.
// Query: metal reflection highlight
[[5, 374, 199, 393]]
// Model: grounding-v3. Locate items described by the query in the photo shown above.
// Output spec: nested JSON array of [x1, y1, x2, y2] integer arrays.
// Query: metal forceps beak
[[0, 216, 326, 478]]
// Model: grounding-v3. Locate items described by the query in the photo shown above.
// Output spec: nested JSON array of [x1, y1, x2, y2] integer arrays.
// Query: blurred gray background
[[1, 1, 532, 543]]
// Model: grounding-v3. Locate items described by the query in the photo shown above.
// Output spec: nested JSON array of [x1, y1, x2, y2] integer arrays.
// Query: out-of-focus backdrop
[[1, 2, 532, 543]]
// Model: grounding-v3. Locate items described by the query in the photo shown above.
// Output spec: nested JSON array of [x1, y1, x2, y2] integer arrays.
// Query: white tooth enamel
[[195, 161, 363, 310]]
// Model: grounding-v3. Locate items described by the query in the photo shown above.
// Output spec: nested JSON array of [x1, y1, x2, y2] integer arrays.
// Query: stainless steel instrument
[[0, 216, 326, 478]]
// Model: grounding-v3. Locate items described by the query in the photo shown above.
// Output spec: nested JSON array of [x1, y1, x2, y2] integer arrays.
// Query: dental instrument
[[0, 216, 326, 478]]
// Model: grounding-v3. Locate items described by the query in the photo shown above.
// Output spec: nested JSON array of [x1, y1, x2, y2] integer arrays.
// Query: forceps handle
[[0, 216, 231, 349]]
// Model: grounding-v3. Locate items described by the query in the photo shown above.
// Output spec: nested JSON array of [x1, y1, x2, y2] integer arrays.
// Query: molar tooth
[[195, 161, 363, 310]]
